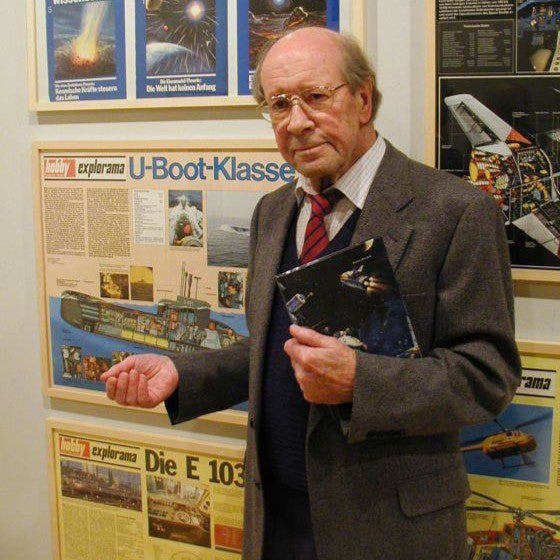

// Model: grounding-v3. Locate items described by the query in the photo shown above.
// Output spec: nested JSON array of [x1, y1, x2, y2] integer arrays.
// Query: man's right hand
[[100, 354, 179, 408]]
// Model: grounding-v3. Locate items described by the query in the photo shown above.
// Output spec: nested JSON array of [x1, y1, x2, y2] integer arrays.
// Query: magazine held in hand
[[275, 238, 421, 358]]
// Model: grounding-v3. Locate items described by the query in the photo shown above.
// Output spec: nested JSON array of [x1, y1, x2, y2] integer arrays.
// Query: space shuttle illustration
[[444, 93, 560, 258]]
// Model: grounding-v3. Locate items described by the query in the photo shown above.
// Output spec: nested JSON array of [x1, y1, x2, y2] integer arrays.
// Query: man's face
[[260, 30, 374, 190]]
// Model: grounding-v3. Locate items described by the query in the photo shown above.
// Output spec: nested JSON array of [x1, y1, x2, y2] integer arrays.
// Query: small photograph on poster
[[83, 354, 112, 382], [135, 0, 228, 98], [146, 475, 211, 547], [100, 271, 130, 300], [460, 403, 553, 482], [237, 0, 340, 95], [206, 190, 264, 268], [61, 345, 82, 379], [130, 265, 154, 301], [439, 76, 560, 268], [517, 0, 560, 73], [112, 350, 133, 364], [45, 0, 126, 102], [168, 190, 204, 248], [218, 271, 245, 310], [60, 458, 142, 511]]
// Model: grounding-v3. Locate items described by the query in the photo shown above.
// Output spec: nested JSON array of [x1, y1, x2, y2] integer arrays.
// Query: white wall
[[1, 1, 558, 558]]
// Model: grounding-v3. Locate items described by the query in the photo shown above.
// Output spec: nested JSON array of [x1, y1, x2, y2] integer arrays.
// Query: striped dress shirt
[[294, 135, 387, 256]]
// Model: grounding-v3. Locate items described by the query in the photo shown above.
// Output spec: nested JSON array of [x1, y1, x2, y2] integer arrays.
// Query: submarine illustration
[[60, 264, 245, 353]]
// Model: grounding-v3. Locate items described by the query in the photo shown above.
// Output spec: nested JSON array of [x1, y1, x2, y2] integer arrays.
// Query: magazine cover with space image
[[236, 0, 340, 95], [275, 238, 420, 358], [135, 0, 228, 98], [45, 0, 126, 102]]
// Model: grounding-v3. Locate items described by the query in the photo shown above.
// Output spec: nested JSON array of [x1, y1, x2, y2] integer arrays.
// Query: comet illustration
[[54, 1, 116, 80]]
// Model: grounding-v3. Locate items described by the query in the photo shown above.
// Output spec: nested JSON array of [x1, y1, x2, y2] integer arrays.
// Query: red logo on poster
[[59, 437, 90, 458], [43, 158, 76, 178]]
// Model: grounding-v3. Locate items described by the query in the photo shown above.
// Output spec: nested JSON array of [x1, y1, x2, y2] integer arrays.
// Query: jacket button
[[249, 415, 255, 428]]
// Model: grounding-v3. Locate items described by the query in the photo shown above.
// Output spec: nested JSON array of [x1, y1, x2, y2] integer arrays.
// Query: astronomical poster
[[35, 142, 294, 411], [135, 0, 228, 98], [47, 419, 245, 559], [435, 0, 560, 269], [46, 0, 127, 102], [236, 0, 340, 95], [460, 353, 560, 559]]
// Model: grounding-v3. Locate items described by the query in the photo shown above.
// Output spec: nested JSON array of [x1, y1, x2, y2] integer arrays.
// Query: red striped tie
[[300, 191, 339, 264]]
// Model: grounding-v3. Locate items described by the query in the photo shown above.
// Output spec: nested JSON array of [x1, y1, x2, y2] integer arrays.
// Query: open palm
[[101, 354, 179, 408]]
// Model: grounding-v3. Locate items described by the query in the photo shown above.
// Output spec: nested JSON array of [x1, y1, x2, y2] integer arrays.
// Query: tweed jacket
[[166, 142, 521, 560]]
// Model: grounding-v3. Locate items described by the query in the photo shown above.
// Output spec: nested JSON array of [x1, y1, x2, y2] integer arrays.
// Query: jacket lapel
[[352, 142, 415, 272], [308, 142, 416, 437], [249, 186, 298, 417]]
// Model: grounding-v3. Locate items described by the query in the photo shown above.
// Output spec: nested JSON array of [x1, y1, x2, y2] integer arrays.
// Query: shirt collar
[[294, 135, 386, 209]]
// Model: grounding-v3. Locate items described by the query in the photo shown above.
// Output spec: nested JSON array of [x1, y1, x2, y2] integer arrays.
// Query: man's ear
[[357, 80, 374, 124]]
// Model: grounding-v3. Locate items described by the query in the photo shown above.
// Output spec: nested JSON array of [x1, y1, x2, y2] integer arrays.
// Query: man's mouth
[[294, 143, 325, 156]]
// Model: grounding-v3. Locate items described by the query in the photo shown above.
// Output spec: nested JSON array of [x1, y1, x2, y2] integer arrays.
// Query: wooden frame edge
[[46, 417, 245, 458], [46, 386, 247, 426], [27, 0, 40, 111], [517, 339, 560, 356], [32, 96, 258, 113], [32, 145, 52, 396], [424, 0, 436, 167], [351, 0, 367, 48], [512, 268, 560, 283], [33, 138, 279, 151], [45, 419, 62, 560]]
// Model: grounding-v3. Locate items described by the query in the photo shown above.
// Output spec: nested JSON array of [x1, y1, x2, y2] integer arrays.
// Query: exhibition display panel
[[27, 0, 366, 111], [430, 0, 560, 281], [46, 418, 245, 560], [33, 139, 292, 424]]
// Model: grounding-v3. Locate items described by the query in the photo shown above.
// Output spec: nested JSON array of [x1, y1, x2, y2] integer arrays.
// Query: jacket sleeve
[[346, 193, 521, 444], [165, 197, 264, 424]]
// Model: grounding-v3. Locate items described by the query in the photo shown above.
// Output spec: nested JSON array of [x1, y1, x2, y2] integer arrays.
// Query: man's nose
[[286, 102, 314, 135]]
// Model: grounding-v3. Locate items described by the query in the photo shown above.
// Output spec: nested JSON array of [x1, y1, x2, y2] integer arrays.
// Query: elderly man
[[102, 27, 520, 560]]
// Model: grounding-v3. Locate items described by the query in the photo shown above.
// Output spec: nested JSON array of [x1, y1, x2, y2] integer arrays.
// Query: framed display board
[[46, 417, 245, 560], [428, 0, 560, 282], [463, 340, 560, 559], [34, 139, 292, 424], [27, 0, 366, 111]]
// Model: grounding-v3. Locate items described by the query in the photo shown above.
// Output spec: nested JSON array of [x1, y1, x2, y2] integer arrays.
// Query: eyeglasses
[[259, 83, 348, 123]]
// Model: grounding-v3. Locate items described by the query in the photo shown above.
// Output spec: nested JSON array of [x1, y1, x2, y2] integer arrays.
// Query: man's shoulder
[[385, 143, 489, 207], [256, 180, 297, 211]]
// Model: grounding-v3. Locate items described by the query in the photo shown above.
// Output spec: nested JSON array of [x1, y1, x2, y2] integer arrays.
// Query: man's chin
[[293, 158, 334, 182]]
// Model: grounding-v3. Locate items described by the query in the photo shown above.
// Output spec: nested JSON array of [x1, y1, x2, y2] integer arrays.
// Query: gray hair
[[252, 28, 382, 123]]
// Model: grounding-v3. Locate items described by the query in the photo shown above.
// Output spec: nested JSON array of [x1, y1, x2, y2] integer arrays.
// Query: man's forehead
[[261, 32, 344, 92], [266, 28, 339, 62]]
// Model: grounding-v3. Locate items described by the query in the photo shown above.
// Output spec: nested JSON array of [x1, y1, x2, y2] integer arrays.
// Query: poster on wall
[[236, 0, 341, 95], [435, 0, 560, 270], [461, 346, 560, 559], [45, 0, 127, 102], [34, 141, 294, 421], [47, 418, 245, 560], [135, 0, 229, 98], [30, 0, 363, 109]]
